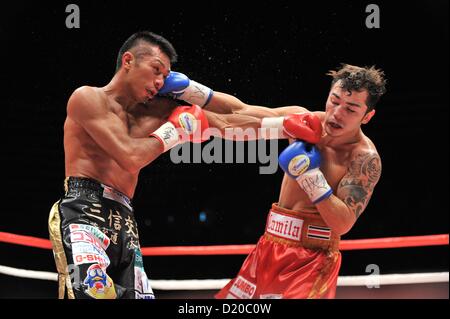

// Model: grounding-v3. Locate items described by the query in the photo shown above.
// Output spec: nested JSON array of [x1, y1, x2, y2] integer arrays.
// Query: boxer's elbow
[[332, 213, 357, 236], [317, 202, 356, 236], [333, 223, 354, 236]]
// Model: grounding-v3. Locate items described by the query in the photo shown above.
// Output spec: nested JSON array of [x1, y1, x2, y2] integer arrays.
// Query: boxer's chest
[[316, 145, 350, 190], [112, 104, 169, 138]]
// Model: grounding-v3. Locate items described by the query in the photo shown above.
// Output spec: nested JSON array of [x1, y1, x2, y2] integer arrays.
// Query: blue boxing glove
[[279, 141, 333, 204], [158, 71, 214, 108]]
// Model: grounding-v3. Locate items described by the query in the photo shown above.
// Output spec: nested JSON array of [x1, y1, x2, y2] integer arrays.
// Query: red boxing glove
[[167, 105, 209, 142], [261, 112, 322, 144], [283, 113, 322, 144], [151, 105, 210, 152]]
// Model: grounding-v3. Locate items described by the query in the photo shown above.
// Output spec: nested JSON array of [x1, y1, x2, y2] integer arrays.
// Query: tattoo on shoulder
[[338, 152, 382, 219]]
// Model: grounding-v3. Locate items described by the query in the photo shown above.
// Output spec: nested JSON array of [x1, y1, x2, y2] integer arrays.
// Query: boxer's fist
[[151, 105, 210, 152], [261, 112, 322, 144], [159, 71, 214, 107], [283, 113, 322, 144], [278, 141, 332, 204], [167, 105, 210, 142]]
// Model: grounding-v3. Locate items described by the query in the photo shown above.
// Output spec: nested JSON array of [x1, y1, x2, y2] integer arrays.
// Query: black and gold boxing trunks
[[48, 177, 154, 299]]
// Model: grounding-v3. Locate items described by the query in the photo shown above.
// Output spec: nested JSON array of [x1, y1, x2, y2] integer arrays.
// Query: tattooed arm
[[315, 150, 382, 235]]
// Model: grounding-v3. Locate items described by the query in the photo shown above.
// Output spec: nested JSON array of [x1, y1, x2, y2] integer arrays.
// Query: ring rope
[[0, 265, 447, 289], [0, 232, 448, 254], [1, 232, 448, 290]]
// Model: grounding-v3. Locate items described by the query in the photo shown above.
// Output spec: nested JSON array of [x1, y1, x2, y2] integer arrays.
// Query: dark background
[[0, 0, 448, 298]]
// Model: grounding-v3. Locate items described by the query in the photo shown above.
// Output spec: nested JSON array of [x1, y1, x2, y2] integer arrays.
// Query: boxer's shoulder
[[351, 134, 380, 161], [71, 85, 104, 100], [345, 139, 381, 182], [68, 86, 118, 119]]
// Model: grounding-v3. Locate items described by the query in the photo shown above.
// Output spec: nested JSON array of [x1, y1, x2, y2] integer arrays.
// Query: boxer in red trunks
[[213, 64, 386, 298], [164, 64, 385, 298]]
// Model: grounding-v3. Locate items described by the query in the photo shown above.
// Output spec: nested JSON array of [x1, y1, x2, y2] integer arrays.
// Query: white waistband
[[101, 184, 133, 211], [265, 211, 304, 242]]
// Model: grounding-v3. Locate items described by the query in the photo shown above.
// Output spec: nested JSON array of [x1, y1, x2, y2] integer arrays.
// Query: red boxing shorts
[[216, 203, 342, 299]]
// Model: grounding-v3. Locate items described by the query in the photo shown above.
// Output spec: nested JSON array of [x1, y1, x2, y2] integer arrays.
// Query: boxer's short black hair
[[115, 31, 177, 72]]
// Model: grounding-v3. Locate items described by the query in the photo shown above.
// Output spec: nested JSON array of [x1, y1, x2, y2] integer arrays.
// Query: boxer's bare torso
[[278, 112, 380, 219], [64, 86, 177, 198]]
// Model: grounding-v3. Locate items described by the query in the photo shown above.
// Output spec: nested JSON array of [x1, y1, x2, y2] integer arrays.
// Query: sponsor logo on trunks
[[72, 242, 108, 258], [229, 276, 256, 299], [70, 230, 110, 252], [69, 224, 110, 249], [83, 264, 117, 299], [265, 211, 303, 241], [307, 225, 331, 240], [73, 252, 110, 267], [133, 248, 154, 299]]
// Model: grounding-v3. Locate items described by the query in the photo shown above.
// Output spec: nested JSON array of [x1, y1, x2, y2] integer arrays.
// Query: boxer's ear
[[362, 109, 375, 124], [122, 52, 134, 71]]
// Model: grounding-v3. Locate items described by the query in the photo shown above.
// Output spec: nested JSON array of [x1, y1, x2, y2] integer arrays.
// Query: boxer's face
[[324, 81, 375, 137], [123, 47, 170, 104]]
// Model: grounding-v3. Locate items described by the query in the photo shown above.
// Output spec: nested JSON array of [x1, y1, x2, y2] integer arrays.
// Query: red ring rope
[[0, 232, 447, 255]]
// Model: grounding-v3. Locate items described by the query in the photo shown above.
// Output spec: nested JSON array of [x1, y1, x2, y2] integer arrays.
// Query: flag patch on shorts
[[307, 225, 331, 240]]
